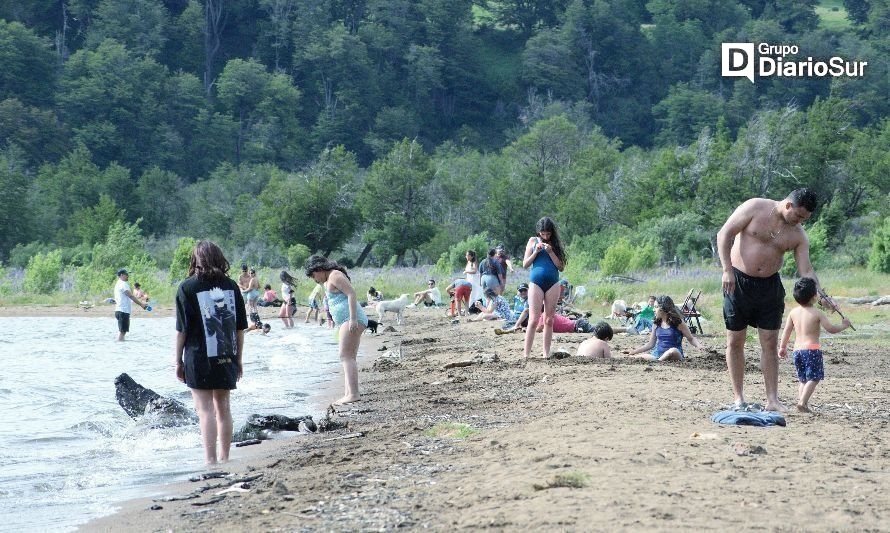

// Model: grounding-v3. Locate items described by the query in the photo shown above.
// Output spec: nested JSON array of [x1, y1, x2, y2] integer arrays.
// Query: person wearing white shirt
[[409, 279, 442, 307], [114, 268, 147, 341]]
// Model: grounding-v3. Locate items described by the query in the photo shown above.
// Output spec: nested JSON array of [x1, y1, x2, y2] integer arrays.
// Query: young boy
[[576, 321, 614, 358], [779, 277, 852, 413], [305, 283, 323, 324]]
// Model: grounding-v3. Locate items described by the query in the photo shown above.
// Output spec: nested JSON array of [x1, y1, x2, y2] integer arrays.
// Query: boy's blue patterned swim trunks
[[793, 349, 824, 382]]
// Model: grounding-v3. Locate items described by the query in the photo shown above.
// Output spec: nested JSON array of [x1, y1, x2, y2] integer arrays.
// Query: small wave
[[69, 420, 117, 437], [20, 435, 81, 445], [33, 481, 62, 493]]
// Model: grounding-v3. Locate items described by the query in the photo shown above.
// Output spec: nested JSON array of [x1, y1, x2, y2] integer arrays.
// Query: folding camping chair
[[679, 288, 704, 334]]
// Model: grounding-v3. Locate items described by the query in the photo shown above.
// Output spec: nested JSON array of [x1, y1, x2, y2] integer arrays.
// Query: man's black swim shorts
[[723, 267, 785, 331]]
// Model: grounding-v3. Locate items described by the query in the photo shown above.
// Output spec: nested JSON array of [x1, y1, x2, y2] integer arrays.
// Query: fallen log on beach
[[114, 373, 198, 428], [115, 373, 324, 439]]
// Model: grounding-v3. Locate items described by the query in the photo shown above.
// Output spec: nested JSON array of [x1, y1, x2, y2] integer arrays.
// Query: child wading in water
[[779, 277, 852, 413], [627, 295, 703, 361]]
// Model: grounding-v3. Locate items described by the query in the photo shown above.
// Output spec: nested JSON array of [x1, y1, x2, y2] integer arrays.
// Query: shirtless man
[[717, 188, 825, 412]]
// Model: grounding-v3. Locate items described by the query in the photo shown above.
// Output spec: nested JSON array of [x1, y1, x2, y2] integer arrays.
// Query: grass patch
[[425, 422, 478, 439], [533, 471, 590, 491], [816, 0, 852, 31]]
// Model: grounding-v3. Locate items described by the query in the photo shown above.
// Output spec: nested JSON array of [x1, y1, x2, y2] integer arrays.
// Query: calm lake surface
[[0, 316, 347, 532]]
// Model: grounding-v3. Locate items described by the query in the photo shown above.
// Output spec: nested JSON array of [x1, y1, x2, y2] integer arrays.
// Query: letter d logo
[[722, 43, 755, 83]]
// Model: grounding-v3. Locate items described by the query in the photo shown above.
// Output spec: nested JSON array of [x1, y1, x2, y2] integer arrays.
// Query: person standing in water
[[174, 241, 247, 465], [304, 256, 367, 405], [113, 268, 148, 341]]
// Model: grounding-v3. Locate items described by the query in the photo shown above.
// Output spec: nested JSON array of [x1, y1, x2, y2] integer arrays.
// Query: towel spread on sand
[[711, 410, 786, 427]]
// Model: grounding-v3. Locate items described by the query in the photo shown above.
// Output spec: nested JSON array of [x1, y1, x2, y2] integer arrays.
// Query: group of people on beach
[[149, 186, 852, 465], [430, 188, 852, 414]]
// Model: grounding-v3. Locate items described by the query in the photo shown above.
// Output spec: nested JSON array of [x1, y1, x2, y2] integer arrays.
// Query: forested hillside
[[0, 0, 888, 277]]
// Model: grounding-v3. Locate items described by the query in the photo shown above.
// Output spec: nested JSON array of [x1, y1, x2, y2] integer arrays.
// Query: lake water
[[0, 316, 349, 532]]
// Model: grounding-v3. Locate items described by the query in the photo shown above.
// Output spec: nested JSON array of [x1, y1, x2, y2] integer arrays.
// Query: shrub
[[592, 284, 617, 303], [8, 241, 51, 269], [781, 219, 828, 276], [600, 239, 634, 275], [646, 212, 711, 263], [629, 242, 660, 271], [0, 266, 12, 296], [75, 220, 157, 296], [434, 232, 490, 276], [24, 250, 63, 294], [286, 244, 311, 269], [868, 216, 890, 273], [563, 234, 600, 284], [170, 237, 197, 282]]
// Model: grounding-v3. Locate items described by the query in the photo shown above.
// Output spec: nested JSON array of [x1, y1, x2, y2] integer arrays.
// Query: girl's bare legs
[[212, 390, 233, 461], [540, 283, 562, 358], [797, 380, 819, 412], [335, 322, 365, 404], [191, 389, 219, 465], [523, 284, 544, 358], [657, 348, 682, 362]]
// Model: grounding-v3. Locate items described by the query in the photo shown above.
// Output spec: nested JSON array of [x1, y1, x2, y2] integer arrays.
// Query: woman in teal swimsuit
[[305, 255, 367, 404], [522, 217, 567, 358]]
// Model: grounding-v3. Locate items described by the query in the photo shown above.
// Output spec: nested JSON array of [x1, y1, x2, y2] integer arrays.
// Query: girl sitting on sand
[[469, 288, 513, 322], [626, 295, 703, 362]]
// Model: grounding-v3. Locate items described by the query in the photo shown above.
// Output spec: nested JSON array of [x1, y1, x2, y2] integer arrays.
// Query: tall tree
[[258, 146, 361, 254], [0, 20, 56, 107], [358, 139, 436, 265], [85, 0, 169, 57], [0, 146, 32, 259], [203, 0, 224, 95]]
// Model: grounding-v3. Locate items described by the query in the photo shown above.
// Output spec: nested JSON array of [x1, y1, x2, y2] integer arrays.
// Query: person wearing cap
[[409, 279, 442, 307], [113, 268, 148, 341], [513, 283, 529, 314], [495, 284, 531, 334]]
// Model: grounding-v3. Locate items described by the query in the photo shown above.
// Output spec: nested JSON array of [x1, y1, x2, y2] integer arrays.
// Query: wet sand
[[65, 303, 890, 531]]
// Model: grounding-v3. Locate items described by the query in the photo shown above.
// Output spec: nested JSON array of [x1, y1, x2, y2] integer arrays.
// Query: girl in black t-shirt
[[174, 240, 248, 466]]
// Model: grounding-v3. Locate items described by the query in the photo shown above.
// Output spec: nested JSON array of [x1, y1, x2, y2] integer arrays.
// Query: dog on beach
[[366, 319, 379, 334], [376, 294, 409, 325], [609, 299, 627, 319]]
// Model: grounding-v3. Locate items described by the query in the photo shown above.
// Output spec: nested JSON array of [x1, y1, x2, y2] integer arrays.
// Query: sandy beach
[[65, 302, 890, 531]]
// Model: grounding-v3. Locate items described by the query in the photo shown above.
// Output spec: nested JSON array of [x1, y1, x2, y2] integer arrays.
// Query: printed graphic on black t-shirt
[[197, 287, 238, 358]]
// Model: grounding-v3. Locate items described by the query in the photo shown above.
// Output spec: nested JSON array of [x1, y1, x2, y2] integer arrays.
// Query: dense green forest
[[1, 0, 889, 290]]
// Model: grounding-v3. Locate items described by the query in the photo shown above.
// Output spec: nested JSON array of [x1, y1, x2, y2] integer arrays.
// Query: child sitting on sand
[[576, 322, 614, 358], [778, 277, 852, 413], [469, 288, 513, 322], [626, 295, 702, 361]]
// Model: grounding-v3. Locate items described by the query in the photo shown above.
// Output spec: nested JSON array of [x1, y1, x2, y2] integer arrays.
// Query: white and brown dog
[[376, 294, 410, 325]]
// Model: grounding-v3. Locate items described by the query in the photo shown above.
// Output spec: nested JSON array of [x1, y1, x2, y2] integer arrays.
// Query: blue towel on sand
[[711, 410, 786, 427]]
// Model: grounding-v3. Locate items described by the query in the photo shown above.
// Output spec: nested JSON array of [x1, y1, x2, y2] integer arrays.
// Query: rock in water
[[114, 373, 198, 427]]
